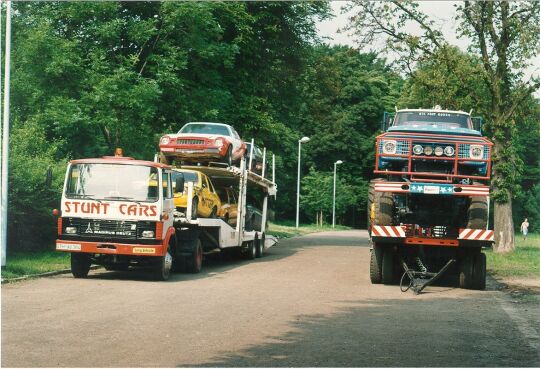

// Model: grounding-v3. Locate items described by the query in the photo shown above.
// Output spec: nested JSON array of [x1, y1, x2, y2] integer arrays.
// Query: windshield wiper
[[69, 194, 102, 203], [103, 196, 142, 204]]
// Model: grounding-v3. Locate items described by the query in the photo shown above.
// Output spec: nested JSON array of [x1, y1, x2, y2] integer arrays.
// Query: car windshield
[[394, 112, 471, 129], [66, 164, 159, 202], [179, 123, 230, 136], [171, 171, 198, 187]]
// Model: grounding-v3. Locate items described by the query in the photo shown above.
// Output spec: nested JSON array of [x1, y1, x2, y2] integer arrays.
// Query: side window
[[202, 175, 208, 188], [162, 172, 172, 199], [232, 128, 240, 140], [230, 189, 237, 204], [208, 179, 215, 193]]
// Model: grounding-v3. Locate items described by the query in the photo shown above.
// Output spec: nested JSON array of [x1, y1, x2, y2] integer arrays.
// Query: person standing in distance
[[520, 218, 529, 240]]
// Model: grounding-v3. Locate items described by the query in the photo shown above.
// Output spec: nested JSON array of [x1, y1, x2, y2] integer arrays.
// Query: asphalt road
[[2, 230, 539, 367]]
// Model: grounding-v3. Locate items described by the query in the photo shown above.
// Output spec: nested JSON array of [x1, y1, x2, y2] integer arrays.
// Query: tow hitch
[[400, 258, 456, 294]]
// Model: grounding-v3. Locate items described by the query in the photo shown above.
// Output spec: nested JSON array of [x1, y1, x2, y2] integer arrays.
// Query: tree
[[346, 1, 540, 252]]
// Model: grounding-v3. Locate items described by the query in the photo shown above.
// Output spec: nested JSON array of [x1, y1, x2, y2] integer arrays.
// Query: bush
[[7, 122, 67, 251]]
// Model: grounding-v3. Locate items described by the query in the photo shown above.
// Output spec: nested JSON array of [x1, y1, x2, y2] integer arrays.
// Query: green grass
[[486, 234, 540, 278], [267, 220, 351, 239], [1, 250, 70, 280]]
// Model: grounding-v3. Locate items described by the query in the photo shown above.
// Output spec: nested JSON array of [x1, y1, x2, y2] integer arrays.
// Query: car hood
[[388, 126, 481, 137], [166, 133, 229, 140]]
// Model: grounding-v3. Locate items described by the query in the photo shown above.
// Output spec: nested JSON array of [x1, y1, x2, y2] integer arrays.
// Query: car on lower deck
[[171, 169, 221, 219]]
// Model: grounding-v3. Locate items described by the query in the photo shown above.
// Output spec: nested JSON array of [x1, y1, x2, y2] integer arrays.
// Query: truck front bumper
[[56, 239, 166, 256]]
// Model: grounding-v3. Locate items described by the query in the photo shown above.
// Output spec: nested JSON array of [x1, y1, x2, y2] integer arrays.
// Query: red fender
[[162, 226, 176, 252]]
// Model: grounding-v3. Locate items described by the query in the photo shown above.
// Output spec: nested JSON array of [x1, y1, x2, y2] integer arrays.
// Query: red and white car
[[159, 122, 247, 166]]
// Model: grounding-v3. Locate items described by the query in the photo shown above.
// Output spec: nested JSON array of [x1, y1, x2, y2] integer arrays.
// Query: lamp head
[[335, 160, 343, 165], [299, 136, 310, 144]]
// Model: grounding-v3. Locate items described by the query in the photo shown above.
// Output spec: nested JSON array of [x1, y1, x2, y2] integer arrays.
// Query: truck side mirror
[[382, 112, 394, 131], [174, 175, 185, 193], [472, 117, 483, 134]]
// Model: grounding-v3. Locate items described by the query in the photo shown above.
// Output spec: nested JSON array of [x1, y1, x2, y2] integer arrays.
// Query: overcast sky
[[317, 1, 539, 83]]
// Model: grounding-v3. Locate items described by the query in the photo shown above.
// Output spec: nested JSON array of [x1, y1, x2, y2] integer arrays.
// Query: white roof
[[397, 108, 470, 116]]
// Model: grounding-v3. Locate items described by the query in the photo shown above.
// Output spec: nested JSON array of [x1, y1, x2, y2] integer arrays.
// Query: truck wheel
[[244, 241, 256, 260], [472, 252, 486, 290], [186, 239, 203, 273], [368, 179, 394, 232], [71, 253, 91, 278], [153, 249, 173, 281], [459, 254, 474, 289], [382, 248, 394, 284], [255, 233, 265, 258], [369, 243, 383, 284], [467, 196, 488, 229]]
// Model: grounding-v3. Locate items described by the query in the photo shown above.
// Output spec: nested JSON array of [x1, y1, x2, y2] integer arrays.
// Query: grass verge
[[267, 221, 351, 239], [486, 234, 540, 278], [1, 250, 70, 280]]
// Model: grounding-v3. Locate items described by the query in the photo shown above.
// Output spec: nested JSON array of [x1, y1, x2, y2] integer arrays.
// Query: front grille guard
[[375, 134, 492, 182]]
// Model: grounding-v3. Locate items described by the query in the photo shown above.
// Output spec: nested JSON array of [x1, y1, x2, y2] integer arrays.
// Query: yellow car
[[216, 186, 239, 226], [171, 169, 221, 219]]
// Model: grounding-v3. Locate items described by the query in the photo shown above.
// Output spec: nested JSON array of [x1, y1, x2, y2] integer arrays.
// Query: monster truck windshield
[[394, 112, 471, 129]]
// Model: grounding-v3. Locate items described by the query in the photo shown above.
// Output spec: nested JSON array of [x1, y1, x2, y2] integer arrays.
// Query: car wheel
[[223, 146, 232, 167], [191, 197, 198, 220]]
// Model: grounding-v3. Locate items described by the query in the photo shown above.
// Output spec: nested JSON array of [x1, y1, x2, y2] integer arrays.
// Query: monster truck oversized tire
[[368, 179, 393, 231], [467, 196, 488, 229], [369, 243, 383, 284]]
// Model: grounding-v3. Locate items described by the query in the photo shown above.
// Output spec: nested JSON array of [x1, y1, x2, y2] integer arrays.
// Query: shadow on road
[[182, 296, 539, 368], [87, 230, 371, 283]]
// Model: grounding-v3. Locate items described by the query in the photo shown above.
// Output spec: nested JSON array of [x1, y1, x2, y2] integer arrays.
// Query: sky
[[317, 1, 540, 83]]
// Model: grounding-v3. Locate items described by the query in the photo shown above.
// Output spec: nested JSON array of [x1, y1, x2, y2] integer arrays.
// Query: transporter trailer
[[55, 146, 277, 281], [368, 107, 494, 292]]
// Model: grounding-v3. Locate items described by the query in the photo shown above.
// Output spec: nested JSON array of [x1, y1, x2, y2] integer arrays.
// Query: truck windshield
[[66, 164, 159, 202], [394, 112, 471, 129], [179, 123, 230, 136]]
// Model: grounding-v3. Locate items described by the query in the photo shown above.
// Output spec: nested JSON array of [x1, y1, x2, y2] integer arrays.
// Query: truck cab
[[56, 156, 177, 280]]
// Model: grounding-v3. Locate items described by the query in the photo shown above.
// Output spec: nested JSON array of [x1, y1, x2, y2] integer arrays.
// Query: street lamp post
[[332, 160, 343, 228], [296, 136, 310, 229]]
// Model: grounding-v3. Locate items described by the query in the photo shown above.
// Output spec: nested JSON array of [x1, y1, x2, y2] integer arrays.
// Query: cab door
[[161, 170, 174, 234]]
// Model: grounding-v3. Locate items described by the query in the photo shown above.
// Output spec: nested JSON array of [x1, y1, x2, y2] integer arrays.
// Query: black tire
[[191, 197, 198, 220], [255, 233, 265, 258], [71, 253, 91, 278], [223, 146, 233, 167], [152, 249, 173, 281], [369, 243, 383, 284], [459, 254, 474, 289], [367, 179, 394, 233], [185, 239, 203, 273], [244, 241, 256, 260], [467, 196, 488, 229], [472, 252, 486, 290], [382, 247, 394, 284]]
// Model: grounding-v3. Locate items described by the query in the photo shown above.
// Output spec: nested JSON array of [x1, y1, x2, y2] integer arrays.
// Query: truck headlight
[[470, 145, 484, 159], [141, 230, 155, 238], [424, 146, 433, 156], [444, 146, 455, 156], [413, 145, 423, 155], [160, 136, 170, 145], [434, 146, 444, 156], [65, 226, 77, 234], [382, 140, 397, 154]]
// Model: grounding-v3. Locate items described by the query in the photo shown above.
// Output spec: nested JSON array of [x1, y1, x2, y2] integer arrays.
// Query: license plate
[[176, 149, 201, 153], [56, 243, 81, 251], [133, 247, 156, 254], [410, 183, 453, 195]]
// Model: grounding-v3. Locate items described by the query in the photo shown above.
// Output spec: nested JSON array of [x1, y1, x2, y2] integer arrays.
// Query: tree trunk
[[493, 197, 515, 253]]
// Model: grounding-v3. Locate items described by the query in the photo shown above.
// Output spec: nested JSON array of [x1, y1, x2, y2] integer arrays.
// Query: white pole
[[261, 147, 266, 178], [333, 163, 337, 228], [332, 160, 343, 228], [1, 0, 12, 267], [295, 141, 301, 229], [248, 138, 254, 173]]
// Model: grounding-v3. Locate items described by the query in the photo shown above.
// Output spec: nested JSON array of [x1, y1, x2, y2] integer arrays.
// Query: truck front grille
[[177, 139, 205, 145]]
